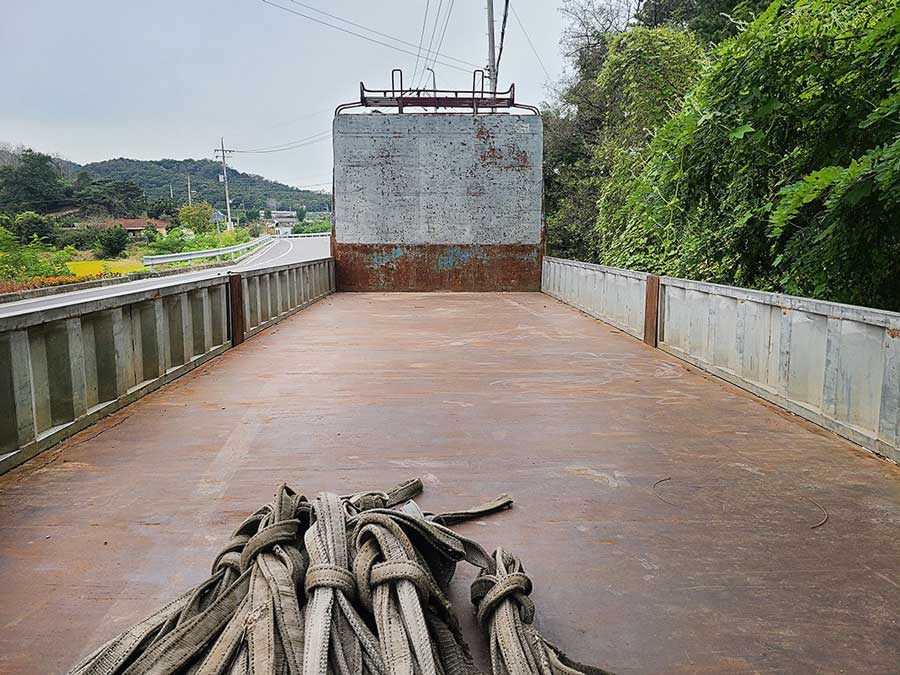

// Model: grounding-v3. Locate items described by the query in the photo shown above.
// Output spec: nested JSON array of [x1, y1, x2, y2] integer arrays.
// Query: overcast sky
[[1, 0, 566, 190]]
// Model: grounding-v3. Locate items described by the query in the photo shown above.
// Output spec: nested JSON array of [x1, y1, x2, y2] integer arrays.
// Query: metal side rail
[[143, 235, 274, 271], [0, 256, 335, 474]]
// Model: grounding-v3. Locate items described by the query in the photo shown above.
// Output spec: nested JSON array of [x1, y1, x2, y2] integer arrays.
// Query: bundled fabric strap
[[66, 479, 615, 675]]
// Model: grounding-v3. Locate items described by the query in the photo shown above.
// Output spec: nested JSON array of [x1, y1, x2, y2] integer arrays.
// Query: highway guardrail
[[142, 235, 273, 271]]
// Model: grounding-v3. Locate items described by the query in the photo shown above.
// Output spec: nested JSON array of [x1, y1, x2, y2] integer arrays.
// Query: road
[[0, 235, 331, 320]]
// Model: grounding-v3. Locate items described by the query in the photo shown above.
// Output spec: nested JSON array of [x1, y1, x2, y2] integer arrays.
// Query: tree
[[545, 27, 704, 262], [143, 226, 160, 242], [594, 0, 900, 309], [295, 205, 307, 222], [13, 211, 56, 244], [148, 196, 180, 220], [76, 178, 146, 217], [74, 170, 93, 192], [178, 202, 214, 232], [96, 226, 129, 258], [0, 149, 70, 213]]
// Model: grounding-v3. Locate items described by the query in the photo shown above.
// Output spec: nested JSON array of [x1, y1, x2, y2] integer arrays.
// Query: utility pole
[[187, 175, 192, 206], [215, 137, 234, 231], [486, 0, 497, 93]]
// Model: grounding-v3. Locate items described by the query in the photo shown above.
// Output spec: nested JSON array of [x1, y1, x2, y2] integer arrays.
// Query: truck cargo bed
[[1, 292, 899, 673]]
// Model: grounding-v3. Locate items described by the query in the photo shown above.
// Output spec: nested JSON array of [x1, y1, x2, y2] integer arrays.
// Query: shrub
[[13, 211, 56, 244], [56, 227, 100, 250], [0, 226, 73, 280], [95, 226, 129, 258]]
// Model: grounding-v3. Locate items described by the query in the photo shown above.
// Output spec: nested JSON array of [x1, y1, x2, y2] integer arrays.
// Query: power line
[[230, 130, 332, 154], [265, 106, 335, 130], [411, 0, 431, 85], [285, 0, 475, 68], [259, 0, 475, 73], [426, 0, 456, 88], [418, 0, 445, 87], [510, 2, 550, 80]]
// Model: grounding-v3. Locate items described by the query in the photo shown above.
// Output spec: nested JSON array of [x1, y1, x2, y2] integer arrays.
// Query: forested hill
[[82, 158, 330, 212]]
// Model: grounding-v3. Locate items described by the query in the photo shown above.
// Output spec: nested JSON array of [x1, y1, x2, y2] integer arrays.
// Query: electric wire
[[418, 0, 445, 88], [259, 0, 474, 72], [284, 0, 474, 68], [229, 130, 331, 154], [411, 0, 431, 86], [424, 0, 456, 89], [510, 2, 551, 80]]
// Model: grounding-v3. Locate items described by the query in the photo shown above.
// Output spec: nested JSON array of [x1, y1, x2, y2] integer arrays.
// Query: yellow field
[[67, 259, 146, 276]]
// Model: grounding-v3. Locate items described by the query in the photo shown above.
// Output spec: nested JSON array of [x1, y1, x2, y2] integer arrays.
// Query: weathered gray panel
[[334, 114, 542, 246], [657, 276, 900, 461], [542, 258, 647, 339]]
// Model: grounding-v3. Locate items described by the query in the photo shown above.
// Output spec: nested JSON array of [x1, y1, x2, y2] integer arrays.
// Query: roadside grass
[[67, 259, 146, 275]]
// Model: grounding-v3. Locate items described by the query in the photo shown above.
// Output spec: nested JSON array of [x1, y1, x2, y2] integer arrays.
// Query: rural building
[[103, 217, 170, 237]]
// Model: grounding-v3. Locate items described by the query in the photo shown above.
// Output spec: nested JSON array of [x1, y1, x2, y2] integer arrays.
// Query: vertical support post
[[229, 273, 245, 346], [9, 330, 36, 447], [64, 318, 88, 421], [111, 308, 135, 396], [643, 274, 660, 348], [152, 298, 170, 374], [274, 271, 283, 315]]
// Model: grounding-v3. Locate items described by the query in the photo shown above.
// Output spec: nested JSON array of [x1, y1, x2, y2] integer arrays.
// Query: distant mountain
[[81, 158, 331, 212]]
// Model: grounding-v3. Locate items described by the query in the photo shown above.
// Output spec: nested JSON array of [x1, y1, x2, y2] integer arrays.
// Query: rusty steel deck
[[1, 292, 899, 674]]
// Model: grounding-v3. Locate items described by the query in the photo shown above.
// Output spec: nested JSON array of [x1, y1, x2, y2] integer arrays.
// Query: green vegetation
[[96, 226, 129, 258], [148, 227, 252, 256], [0, 149, 145, 218], [0, 147, 325, 289], [0, 226, 73, 281], [83, 158, 330, 212], [546, 0, 900, 310], [177, 202, 214, 232], [292, 220, 330, 234]]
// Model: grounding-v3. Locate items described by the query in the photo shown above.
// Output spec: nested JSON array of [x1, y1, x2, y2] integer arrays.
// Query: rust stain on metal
[[333, 243, 542, 292], [475, 125, 493, 142]]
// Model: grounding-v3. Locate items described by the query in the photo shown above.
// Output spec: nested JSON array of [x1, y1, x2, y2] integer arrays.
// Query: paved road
[[0, 235, 331, 319]]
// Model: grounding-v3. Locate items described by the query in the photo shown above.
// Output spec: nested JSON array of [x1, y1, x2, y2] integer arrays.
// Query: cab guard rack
[[335, 69, 540, 115]]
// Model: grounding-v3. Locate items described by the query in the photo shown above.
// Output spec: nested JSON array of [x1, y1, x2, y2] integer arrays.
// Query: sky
[[1, 0, 567, 191]]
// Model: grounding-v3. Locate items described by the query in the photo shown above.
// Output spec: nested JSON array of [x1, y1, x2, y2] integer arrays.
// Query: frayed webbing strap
[[431, 494, 514, 526]]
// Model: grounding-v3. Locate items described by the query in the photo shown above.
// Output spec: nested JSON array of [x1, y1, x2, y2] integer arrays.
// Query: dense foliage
[[0, 226, 73, 281], [0, 150, 145, 218], [0, 149, 329, 224], [95, 226, 129, 258], [545, 0, 900, 310]]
